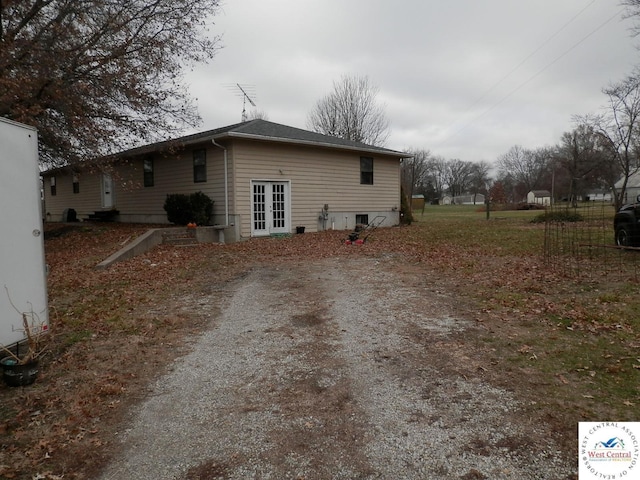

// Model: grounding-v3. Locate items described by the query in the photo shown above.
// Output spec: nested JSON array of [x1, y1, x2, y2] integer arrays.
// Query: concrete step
[[161, 229, 198, 246], [85, 209, 120, 222], [163, 238, 199, 246]]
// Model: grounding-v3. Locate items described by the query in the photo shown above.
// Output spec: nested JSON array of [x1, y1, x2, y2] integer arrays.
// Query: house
[[585, 190, 613, 202], [615, 171, 640, 204], [452, 194, 485, 205], [42, 120, 410, 241], [527, 190, 551, 206], [438, 194, 485, 205]]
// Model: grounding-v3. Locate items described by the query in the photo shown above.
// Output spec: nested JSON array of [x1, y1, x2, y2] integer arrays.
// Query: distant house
[[527, 190, 551, 206], [42, 120, 410, 241], [585, 190, 612, 202], [438, 194, 484, 205], [453, 194, 485, 205]]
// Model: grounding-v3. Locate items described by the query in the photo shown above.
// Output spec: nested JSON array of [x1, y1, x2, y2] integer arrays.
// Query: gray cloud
[[187, 0, 638, 162]]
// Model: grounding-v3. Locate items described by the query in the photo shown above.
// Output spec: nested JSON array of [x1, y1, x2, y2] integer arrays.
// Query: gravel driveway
[[98, 256, 575, 479]]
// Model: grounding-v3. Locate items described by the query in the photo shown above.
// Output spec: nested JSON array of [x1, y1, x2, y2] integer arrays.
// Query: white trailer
[[0, 118, 48, 347]]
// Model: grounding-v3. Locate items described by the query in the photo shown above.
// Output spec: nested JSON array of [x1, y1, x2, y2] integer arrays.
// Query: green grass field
[[403, 204, 639, 424]]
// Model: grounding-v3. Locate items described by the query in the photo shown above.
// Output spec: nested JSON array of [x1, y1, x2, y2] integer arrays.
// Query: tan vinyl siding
[[115, 147, 227, 223], [231, 140, 400, 237], [43, 171, 103, 221], [42, 135, 400, 237], [43, 145, 229, 224]]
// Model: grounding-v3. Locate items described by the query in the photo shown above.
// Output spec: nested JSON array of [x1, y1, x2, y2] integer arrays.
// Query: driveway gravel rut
[[98, 257, 575, 479]]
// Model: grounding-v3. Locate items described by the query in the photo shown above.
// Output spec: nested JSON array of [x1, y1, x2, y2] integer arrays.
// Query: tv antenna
[[235, 83, 256, 122]]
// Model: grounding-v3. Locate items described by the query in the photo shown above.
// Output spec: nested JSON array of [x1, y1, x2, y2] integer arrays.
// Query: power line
[[496, 8, 624, 104], [464, 0, 599, 112], [443, 3, 624, 144]]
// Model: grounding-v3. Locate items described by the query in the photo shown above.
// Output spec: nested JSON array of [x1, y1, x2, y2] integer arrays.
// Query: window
[[143, 158, 154, 187], [356, 214, 369, 226], [360, 156, 373, 185], [50, 177, 56, 196], [72, 174, 79, 194], [193, 149, 206, 183]]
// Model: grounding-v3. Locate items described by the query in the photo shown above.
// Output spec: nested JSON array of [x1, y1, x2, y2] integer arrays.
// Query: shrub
[[517, 202, 546, 210], [531, 210, 583, 223], [163, 194, 191, 225], [164, 191, 214, 225], [188, 191, 214, 225]]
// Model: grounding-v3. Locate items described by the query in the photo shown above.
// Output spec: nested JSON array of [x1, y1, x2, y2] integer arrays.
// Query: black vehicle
[[614, 194, 640, 246]]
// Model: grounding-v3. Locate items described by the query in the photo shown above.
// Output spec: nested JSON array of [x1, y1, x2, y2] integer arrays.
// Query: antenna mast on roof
[[236, 84, 256, 122]]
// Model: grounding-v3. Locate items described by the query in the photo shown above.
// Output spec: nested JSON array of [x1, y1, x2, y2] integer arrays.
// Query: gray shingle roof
[[122, 119, 409, 158], [615, 170, 640, 189], [225, 120, 396, 152], [530, 190, 551, 197]]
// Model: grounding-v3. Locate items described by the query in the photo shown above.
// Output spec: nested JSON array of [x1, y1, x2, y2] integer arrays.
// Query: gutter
[[220, 132, 411, 158], [211, 139, 230, 226]]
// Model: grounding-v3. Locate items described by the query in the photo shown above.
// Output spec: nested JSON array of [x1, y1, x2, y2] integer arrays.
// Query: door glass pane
[[272, 184, 285, 229], [253, 184, 266, 230]]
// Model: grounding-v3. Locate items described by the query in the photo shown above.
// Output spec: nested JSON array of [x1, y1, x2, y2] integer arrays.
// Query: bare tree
[[469, 161, 491, 204], [497, 145, 549, 199], [556, 124, 608, 206], [247, 109, 270, 121], [0, 0, 221, 166], [423, 155, 448, 201], [622, 0, 640, 36], [580, 73, 640, 209], [401, 148, 430, 201], [445, 159, 474, 199], [307, 75, 390, 146]]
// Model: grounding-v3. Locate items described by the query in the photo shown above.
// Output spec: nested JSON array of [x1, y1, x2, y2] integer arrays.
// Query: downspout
[[211, 139, 229, 226]]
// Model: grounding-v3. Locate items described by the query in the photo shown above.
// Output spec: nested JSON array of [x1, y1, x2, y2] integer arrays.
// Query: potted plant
[[0, 294, 48, 387]]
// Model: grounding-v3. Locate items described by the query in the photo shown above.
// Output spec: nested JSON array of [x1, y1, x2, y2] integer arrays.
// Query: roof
[[530, 190, 551, 197], [120, 119, 410, 159], [615, 170, 640, 189]]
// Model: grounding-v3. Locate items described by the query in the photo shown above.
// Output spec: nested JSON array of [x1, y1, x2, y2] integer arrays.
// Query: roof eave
[[43, 126, 412, 173], [215, 131, 412, 158]]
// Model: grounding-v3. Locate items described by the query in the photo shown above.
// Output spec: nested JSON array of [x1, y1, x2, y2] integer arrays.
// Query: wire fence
[[543, 202, 640, 283]]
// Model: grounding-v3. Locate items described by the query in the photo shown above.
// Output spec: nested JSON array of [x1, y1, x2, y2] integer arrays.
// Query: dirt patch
[[185, 458, 234, 480]]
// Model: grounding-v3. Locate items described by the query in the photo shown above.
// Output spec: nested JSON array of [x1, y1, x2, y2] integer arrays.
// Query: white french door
[[251, 181, 290, 236]]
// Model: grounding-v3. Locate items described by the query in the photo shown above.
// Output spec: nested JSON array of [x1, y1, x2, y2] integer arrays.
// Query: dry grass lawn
[[0, 207, 638, 479]]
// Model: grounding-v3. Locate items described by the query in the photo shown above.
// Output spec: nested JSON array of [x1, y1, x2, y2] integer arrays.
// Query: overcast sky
[[186, 0, 639, 163]]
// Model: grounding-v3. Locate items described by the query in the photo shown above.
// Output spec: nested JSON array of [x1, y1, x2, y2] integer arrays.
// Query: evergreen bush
[[163, 191, 214, 225]]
